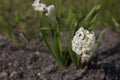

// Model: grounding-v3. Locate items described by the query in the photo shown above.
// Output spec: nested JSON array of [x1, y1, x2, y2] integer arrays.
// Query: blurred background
[[0, 0, 120, 46]]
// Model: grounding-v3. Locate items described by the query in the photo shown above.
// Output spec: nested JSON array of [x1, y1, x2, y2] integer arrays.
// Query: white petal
[[45, 5, 55, 16], [32, 0, 40, 7]]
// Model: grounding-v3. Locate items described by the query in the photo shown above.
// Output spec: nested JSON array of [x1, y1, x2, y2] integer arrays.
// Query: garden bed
[[0, 28, 120, 80]]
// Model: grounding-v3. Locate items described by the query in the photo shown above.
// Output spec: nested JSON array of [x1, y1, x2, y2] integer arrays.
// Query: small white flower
[[35, 3, 46, 11], [45, 5, 55, 16], [32, 0, 40, 7], [32, 0, 55, 16], [32, 0, 46, 11], [72, 27, 96, 63]]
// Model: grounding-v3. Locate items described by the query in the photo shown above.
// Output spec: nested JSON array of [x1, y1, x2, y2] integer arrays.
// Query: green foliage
[[0, 0, 119, 46], [39, 12, 69, 69], [99, 0, 120, 32], [67, 5, 101, 69], [0, 0, 42, 46]]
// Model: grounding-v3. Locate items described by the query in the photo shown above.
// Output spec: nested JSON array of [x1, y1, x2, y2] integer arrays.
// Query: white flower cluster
[[32, 0, 55, 16], [72, 27, 96, 63]]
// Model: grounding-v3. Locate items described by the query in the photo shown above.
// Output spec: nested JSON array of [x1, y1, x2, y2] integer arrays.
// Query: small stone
[[37, 72, 46, 80], [0, 71, 8, 78], [35, 51, 40, 55], [27, 65, 32, 70], [37, 73, 41, 76], [10, 71, 17, 77], [8, 62, 12, 66], [42, 65, 54, 74], [13, 61, 19, 67]]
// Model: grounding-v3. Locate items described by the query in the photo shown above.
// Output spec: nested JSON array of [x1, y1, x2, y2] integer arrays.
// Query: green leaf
[[96, 28, 108, 47]]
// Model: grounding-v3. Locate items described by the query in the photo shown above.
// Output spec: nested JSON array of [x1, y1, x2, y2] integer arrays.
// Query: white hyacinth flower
[[32, 0, 46, 11], [32, 0, 55, 16], [32, 0, 40, 7], [45, 5, 55, 16], [72, 27, 96, 63]]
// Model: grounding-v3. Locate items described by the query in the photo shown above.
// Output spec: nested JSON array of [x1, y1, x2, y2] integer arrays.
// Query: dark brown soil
[[0, 28, 120, 80]]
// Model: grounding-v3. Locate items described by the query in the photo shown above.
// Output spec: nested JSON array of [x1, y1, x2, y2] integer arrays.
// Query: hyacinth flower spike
[[72, 27, 96, 63]]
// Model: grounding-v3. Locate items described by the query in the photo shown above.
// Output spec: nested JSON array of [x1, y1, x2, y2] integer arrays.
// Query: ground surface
[[0, 28, 120, 80]]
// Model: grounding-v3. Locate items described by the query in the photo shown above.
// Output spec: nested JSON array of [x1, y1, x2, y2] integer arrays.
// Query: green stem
[[57, 0, 62, 17]]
